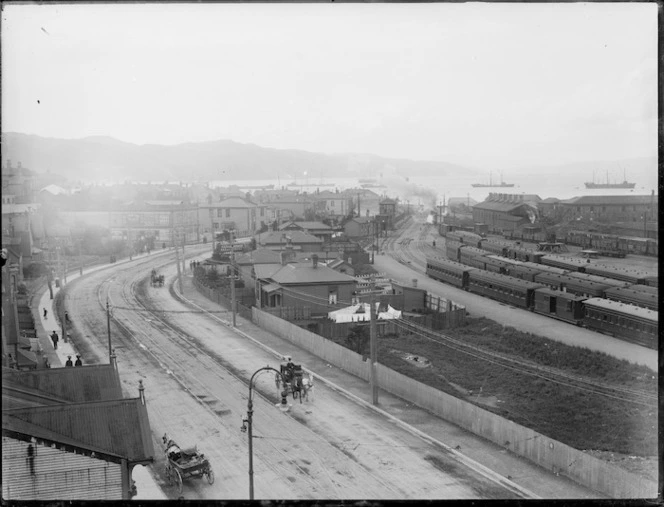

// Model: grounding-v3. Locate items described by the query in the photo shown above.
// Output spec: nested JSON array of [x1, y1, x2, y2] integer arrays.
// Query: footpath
[[175, 256, 602, 500]]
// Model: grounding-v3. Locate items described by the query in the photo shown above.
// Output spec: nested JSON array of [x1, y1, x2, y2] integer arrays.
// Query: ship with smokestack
[[471, 171, 514, 188], [584, 169, 635, 189]]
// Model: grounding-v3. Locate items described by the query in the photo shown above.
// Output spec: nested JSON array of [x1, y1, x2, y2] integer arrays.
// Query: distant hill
[[1, 132, 478, 183]]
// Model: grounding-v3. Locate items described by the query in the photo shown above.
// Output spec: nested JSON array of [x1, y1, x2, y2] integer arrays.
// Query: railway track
[[380, 219, 657, 408]]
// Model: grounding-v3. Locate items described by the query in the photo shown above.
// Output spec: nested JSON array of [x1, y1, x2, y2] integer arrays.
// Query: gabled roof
[[254, 263, 284, 279], [560, 195, 657, 206], [269, 263, 356, 285], [258, 230, 323, 245], [39, 184, 68, 195], [279, 221, 332, 231], [235, 248, 282, 265], [217, 197, 257, 208]]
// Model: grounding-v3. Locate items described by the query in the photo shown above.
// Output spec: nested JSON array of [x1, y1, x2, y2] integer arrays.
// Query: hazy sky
[[1, 3, 657, 169]]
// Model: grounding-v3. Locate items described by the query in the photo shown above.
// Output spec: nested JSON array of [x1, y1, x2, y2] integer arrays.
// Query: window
[[226, 208, 231, 218], [217, 209, 224, 218]]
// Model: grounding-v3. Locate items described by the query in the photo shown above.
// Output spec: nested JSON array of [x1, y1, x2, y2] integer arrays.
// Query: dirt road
[[63, 244, 530, 500]]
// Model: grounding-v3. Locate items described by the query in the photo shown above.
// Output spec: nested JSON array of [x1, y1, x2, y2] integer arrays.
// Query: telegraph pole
[[369, 276, 378, 405], [175, 232, 183, 294], [230, 230, 237, 327], [106, 299, 112, 363]]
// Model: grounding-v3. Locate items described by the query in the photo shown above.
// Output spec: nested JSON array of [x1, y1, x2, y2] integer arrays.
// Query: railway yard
[[374, 216, 658, 481]]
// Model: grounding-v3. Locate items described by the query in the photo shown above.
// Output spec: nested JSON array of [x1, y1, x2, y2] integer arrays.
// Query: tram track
[[96, 257, 407, 498]]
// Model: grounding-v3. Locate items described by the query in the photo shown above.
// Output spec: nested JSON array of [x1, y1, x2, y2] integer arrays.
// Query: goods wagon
[[643, 276, 658, 288], [505, 245, 545, 263], [446, 240, 464, 262], [532, 288, 586, 325]]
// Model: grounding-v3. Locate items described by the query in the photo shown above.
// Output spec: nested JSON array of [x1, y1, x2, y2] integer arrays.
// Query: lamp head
[[240, 415, 248, 433]]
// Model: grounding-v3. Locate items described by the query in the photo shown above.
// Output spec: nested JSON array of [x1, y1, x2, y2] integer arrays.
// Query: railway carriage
[[466, 270, 544, 309], [617, 236, 650, 256], [540, 255, 588, 272], [603, 286, 659, 311], [479, 240, 510, 256], [458, 246, 490, 266], [563, 271, 630, 290], [517, 260, 568, 276], [627, 283, 658, 295], [582, 298, 658, 349], [532, 272, 613, 298], [582, 264, 648, 285], [532, 288, 586, 325], [504, 264, 545, 282], [425, 257, 477, 289], [446, 230, 483, 247]]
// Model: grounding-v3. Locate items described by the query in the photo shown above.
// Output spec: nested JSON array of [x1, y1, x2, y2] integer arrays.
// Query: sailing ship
[[471, 171, 514, 188], [584, 170, 635, 189]]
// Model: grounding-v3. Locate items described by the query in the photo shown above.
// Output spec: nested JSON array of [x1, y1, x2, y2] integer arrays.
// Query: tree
[[345, 325, 370, 355]]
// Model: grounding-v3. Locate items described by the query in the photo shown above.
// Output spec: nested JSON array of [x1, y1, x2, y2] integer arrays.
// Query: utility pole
[[106, 299, 112, 363], [230, 230, 237, 327], [60, 303, 67, 344], [369, 276, 378, 405], [371, 219, 375, 264], [175, 231, 183, 294]]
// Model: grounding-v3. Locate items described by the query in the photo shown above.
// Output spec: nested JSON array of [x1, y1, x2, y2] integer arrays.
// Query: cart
[[163, 434, 214, 494]]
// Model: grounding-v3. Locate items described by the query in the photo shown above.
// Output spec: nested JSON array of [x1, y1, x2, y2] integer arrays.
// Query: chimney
[[312, 254, 318, 269]]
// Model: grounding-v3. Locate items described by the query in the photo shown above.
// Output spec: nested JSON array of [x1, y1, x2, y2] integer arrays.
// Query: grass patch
[[328, 317, 657, 457]]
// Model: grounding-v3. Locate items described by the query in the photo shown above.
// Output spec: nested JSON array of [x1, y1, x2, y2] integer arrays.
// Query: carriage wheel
[[174, 468, 183, 494], [206, 467, 215, 485]]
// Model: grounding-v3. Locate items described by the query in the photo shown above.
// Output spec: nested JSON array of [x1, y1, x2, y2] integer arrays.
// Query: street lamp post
[[241, 366, 290, 500]]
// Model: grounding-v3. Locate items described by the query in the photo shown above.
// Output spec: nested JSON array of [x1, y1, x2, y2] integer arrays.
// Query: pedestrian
[[50, 330, 59, 350], [65, 356, 73, 367], [43, 308, 48, 319], [74, 355, 82, 367], [65, 311, 70, 324]]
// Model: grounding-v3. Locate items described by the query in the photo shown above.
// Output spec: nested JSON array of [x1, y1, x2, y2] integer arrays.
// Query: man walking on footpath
[[50, 330, 59, 350], [74, 355, 82, 367], [43, 308, 48, 319], [65, 356, 73, 367]]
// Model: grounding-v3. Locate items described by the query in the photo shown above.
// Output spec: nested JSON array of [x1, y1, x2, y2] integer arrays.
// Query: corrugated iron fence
[[251, 307, 657, 499]]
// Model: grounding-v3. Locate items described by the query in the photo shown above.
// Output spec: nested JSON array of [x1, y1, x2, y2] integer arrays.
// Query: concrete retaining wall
[[251, 306, 657, 499]]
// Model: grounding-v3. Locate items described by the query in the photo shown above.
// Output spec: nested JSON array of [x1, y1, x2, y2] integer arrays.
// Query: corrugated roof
[[270, 263, 356, 285], [2, 365, 123, 403], [258, 230, 323, 245], [561, 195, 657, 205], [253, 263, 284, 279], [279, 221, 332, 230], [3, 398, 154, 463]]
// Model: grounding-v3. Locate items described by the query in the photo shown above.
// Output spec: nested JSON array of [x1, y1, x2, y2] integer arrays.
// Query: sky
[[1, 2, 658, 170]]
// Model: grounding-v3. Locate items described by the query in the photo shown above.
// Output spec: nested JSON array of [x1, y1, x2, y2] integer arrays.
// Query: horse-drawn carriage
[[151, 269, 165, 287], [162, 433, 214, 494], [275, 356, 313, 402]]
